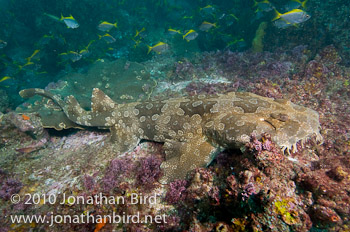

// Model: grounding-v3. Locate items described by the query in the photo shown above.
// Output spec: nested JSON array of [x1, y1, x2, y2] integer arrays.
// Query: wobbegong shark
[[19, 88, 322, 183]]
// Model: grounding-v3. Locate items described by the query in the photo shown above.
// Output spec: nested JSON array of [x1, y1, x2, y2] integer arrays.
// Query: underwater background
[[0, 0, 350, 231]]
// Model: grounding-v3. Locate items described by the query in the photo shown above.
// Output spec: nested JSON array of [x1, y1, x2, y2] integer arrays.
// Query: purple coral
[[241, 183, 257, 201], [165, 180, 187, 204], [0, 178, 22, 200], [174, 59, 194, 79], [83, 174, 95, 191], [247, 133, 275, 153], [249, 134, 263, 152], [135, 156, 162, 190], [101, 158, 133, 193]]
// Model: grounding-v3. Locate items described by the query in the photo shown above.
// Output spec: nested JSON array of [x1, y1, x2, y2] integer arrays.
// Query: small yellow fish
[[134, 27, 146, 38], [167, 28, 182, 35], [226, 38, 246, 49], [254, 0, 274, 12], [132, 38, 141, 49], [295, 0, 308, 8], [79, 48, 89, 56], [227, 38, 245, 46], [183, 30, 198, 42], [18, 61, 34, 70], [98, 33, 116, 43], [26, 50, 40, 62], [199, 5, 216, 14], [97, 21, 117, 32], [147, 42, 169, 54], [79, 40, 95, 56], [199, 21, 217, 32], [37, 34, 54, 46], [273, 9, 310, 24], [0, 76, 11, 83], [59, 51, 82, 62], [60, 14, 79, 29], [284, 0, 308, 11]]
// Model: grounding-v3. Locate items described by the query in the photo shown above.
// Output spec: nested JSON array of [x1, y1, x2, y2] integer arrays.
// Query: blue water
[[0, 0, 348, 108]]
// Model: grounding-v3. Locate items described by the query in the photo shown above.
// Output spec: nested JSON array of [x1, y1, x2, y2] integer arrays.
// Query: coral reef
[[0, 45, 349, 231]]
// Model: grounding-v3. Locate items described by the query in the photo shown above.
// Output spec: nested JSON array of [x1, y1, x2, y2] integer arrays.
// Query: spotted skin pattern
[[20, 88, 322, 183]]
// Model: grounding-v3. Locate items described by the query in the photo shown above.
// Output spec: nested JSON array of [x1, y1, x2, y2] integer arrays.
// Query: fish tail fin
[[114, 22, 118, 28], [147, 45, 152, 54], [272, 8, 282, 21], [301, 0, 308, 8], [60, 13, 64, 20], [98, 35, 102, 40]]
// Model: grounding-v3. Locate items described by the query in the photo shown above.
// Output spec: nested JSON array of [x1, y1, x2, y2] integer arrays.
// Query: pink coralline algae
[[305, 59, 330, 79], [135, 155, 162, 190], [246, 133, 280, 155], [83, 174, 95, 191], [241, 183, 257, 201], [0, 172, 22, 200], [101, 158, 134, 193], [165, 179, 187, 204], [174, 58, 194, 79], [186, 168, 220, 205]]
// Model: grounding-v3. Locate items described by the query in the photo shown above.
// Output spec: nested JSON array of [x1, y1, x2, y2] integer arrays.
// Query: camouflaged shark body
[[20, 88, 322, 183]]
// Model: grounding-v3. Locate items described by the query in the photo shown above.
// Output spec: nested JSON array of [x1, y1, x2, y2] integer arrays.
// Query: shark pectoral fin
[[163, 139, 187, 160], [160, 137, 217, 184], [110, 123, 139, 154]]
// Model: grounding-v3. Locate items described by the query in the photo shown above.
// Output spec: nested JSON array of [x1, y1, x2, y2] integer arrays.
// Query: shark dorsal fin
[[91, 88, 117, 113]]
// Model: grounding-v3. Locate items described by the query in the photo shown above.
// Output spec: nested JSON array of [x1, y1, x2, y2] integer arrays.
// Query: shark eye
[[270, 113, 289, 122]]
